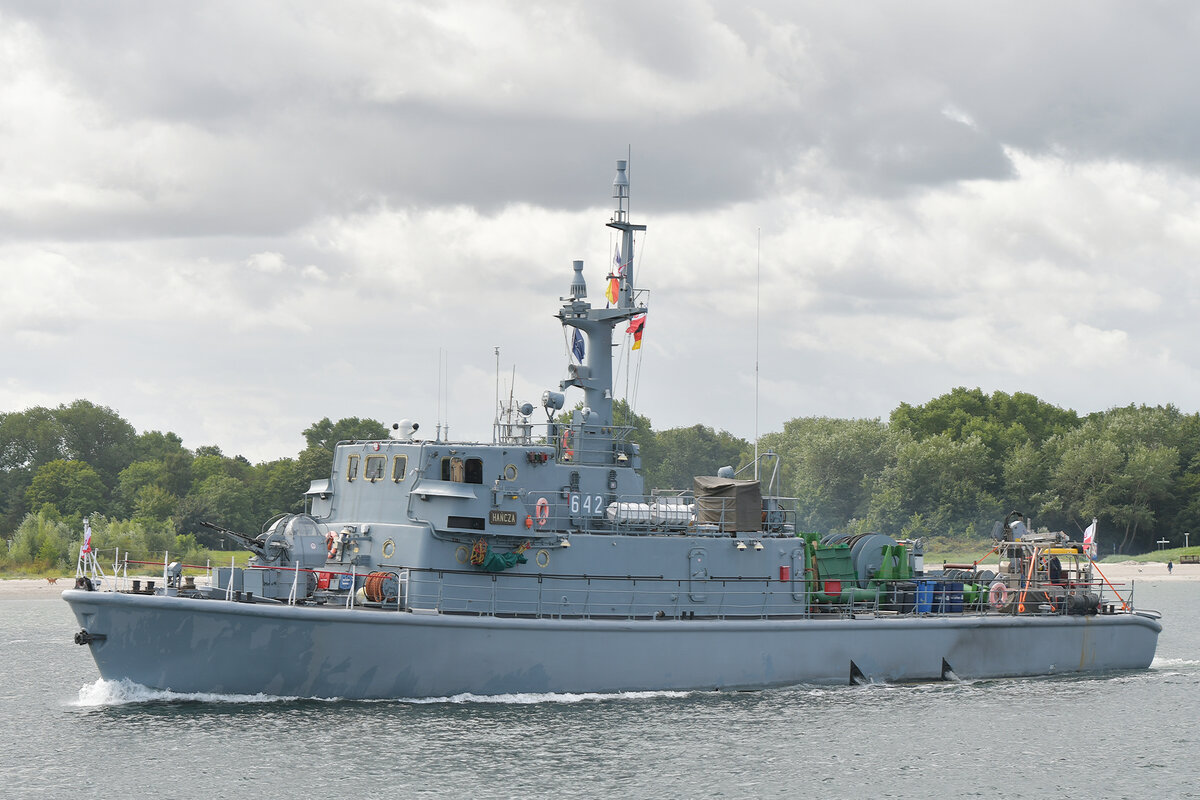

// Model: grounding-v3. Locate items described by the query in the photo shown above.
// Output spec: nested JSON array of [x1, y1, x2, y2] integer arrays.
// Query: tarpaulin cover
[[479, 547, 528, 573], [692, 476, 762, 532]]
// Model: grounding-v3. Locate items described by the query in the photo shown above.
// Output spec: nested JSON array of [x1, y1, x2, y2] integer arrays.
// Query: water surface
[[1, 581, 1194, 799]]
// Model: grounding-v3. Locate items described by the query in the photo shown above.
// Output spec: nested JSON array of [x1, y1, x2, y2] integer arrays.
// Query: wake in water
[[73, 678, 694, 707], [1152, 657, 1200, 668], [403, 689, 694, 705], [74, 678, 313, 707]]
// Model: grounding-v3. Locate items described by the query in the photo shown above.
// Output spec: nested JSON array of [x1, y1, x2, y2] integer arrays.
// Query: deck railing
[[137, 553, 1142, 623], [387, 567, 1133, 621]]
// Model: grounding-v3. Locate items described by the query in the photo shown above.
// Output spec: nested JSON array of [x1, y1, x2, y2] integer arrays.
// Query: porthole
[[382, 539, 395, 558], [503, 463, 518, 481], [536, 549, 550, 568]]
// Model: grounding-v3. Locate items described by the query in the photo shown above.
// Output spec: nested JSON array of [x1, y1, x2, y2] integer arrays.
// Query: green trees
[[302, 417, 391, 454], [0, 402, 395, 569], [1039, 406, 1185, 552], [6, 509, 75, 570], [26, 459, 106, 518], [56, 400, 138, 487], [765, 390, 1198, 552], [0, 401, 141, 530], [116, 460, 171, 515], [890, 387, 1078, 496], [867, 433, 998, 539], [0, 406, 67, 530], [761, 417, 893, 532], [644, 424, 749, 491]]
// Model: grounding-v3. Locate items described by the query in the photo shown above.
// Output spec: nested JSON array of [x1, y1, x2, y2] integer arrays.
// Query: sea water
[[1, 581, 1195, 799]]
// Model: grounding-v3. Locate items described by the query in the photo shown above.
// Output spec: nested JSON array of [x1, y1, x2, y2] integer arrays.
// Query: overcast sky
[[4, 1, 1200, 463]]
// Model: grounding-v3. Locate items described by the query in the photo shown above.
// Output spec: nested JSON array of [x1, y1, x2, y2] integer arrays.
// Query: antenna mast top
[[612, 160, 629, 223]]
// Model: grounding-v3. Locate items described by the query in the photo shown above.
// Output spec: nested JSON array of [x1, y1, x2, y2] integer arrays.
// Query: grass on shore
[[0, 549, 254, 580], [919, 536, 1200, 566], [1097, 546, 1200, 564]]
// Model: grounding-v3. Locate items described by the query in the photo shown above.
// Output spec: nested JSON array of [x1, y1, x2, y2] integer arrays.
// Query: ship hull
[[64, 589, 1162, 698]]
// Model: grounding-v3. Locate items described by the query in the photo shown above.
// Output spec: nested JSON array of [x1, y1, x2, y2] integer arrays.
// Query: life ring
[[535, 497, 550, 526], [326, 532, 337, 559], [988, 581, 1008, 609], [561, 430, 573, 460]]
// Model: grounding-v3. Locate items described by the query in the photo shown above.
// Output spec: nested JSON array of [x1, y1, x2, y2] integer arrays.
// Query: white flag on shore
[[1083, 518, 1097, 558]]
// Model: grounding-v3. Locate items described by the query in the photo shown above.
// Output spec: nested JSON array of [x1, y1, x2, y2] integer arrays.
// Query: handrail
[[191, 558, 1135, 623]]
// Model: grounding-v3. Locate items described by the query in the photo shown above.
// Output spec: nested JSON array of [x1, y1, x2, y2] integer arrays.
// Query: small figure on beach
[[1168, 560, 1173, 574]]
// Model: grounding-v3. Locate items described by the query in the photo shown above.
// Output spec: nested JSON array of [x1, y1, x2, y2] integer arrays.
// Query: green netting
[[478, 546, 528, 572]]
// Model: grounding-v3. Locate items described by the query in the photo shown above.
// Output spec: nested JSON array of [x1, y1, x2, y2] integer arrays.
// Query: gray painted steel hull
[[64, 590, 1162, 698]]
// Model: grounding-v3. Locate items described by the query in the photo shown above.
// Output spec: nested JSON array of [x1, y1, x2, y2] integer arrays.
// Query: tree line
[[2, 391, 1196, 572], [624, 391, 1199, 554], [0, 402, 389, 572], [759, 388, 1200, 554]]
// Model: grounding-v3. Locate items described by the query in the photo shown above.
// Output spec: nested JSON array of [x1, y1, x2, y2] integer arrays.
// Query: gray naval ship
[[65, 161, 1161, 699]]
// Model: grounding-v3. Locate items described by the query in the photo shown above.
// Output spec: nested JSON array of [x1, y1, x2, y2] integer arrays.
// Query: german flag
[[627, 314, 646, 350]]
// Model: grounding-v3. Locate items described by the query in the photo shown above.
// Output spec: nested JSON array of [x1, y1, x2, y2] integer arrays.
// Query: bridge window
[[441, 457, 463, 482], [441, 456, 483, 483], [365, 455, 385, 482], [346, 454, 359, 482], [392, 455, 407, 482]]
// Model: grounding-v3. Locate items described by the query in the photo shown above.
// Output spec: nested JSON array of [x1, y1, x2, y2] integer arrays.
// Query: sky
[[3, 1, 1200, 463]]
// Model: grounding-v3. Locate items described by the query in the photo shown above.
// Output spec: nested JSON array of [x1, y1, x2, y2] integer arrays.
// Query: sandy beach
[[1090, 561, 1198, 584], [2, 561, 1194, 598], [0, 575, 173, 597]]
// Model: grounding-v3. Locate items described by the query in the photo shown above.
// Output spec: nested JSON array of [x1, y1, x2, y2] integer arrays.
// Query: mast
[[557, 160, 647, 438], [755, 227, 760, 480]]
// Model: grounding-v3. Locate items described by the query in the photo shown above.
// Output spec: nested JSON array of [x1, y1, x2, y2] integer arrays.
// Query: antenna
[[436, 347, 443, 442], [754, 227, 761, 481], [626, 144, 632, 224], [493, 346, 500, 443]]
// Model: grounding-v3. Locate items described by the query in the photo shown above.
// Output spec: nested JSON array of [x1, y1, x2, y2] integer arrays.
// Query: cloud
[[3, 2, 1200, 461]]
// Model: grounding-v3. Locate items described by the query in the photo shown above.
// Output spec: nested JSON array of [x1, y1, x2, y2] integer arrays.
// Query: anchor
[[74, 629, 106, 646]]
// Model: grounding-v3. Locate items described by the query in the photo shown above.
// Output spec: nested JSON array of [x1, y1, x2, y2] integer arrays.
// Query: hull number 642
[[569, 493, 604, 516]]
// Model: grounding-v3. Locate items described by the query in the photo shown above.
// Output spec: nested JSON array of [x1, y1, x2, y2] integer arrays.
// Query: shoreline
[[2, 561, 1194, 599]]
